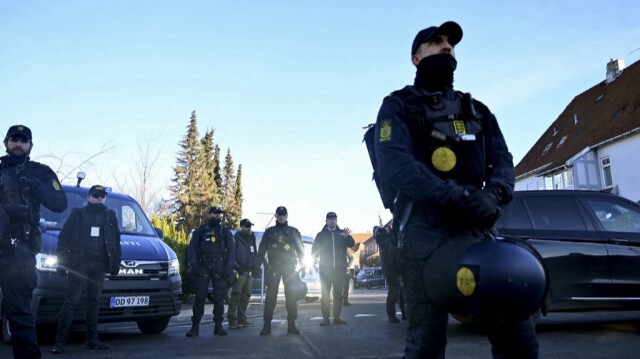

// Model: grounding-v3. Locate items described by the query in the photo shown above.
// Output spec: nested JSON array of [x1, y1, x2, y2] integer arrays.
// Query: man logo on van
[[119, 268, 144, 275]]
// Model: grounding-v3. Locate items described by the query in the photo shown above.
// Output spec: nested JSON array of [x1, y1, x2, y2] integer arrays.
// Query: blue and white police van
[[1, 181, 182, 342]]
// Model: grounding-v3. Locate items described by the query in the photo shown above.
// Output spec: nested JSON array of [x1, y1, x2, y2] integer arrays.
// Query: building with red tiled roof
[[515, 58, 640, 202]]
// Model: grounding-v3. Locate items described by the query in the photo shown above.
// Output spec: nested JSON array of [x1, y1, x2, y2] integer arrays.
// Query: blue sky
[[2, 0, 639, 236]]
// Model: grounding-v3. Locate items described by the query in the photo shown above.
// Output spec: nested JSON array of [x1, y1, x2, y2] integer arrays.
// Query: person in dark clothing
[[374, 22, 538, 358], [0, 124, 68, 359], [342, 250, 354, 306], [375, 224, 405, 323], [254, 206, 304, 335], [311, 212, 355, 326], [185, 206, 235, 337], [52, 185, 122, 354], [228, 218, 257, 329]]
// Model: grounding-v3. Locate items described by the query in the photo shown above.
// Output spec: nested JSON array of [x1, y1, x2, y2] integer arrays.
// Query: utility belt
[[200, 256, 224, 264]]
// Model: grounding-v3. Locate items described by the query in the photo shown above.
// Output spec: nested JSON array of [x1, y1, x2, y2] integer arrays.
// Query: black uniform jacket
[[233, 230, 257, 273], [255, 222, 304, 269], [187, 222, 235, 272], [57, 204, 122, 275]]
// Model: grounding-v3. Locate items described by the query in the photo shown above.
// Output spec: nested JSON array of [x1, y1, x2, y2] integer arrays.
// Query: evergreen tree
[[170, 111, 206, 232], [213, 144, 223, 201], [225, 164, 243, 228], [199, 129, 220, 212], [221, 149, 238, 228]]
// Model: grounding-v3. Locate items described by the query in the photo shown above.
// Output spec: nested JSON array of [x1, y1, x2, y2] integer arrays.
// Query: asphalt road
[[2, 288, 639, 358]]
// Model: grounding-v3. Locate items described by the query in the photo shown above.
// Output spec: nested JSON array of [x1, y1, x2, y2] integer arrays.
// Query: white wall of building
[[596, 132, 640, 202]]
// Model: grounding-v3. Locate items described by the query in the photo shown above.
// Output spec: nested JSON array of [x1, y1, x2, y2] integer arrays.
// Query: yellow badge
[[278, 236, 284, 243], [284, 243, 291, 251], [379, 120, 392, 143], [456, 267, 476, 296], [431, 147, 456, 172], [453, 120, 466, 135], [52, 180, 61, 191], [210, 235, 217, 243]]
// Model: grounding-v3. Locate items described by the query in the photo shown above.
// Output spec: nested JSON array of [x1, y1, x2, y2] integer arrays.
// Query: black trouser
[[263, 265, 297, 322], [56, 258, 106, 344], [342, 270, 353, 302], [319, 267, 346, 320], [401, 241, 539, 359], [0, 244, 41, 359], [192, 261, 227, 324], [386, 281, 405, 318]]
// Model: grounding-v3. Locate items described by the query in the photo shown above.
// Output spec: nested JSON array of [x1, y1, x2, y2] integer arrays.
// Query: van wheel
[[1, 313, 11, 345], [137, 317, 171, 334], [450, 313, 477, 325]]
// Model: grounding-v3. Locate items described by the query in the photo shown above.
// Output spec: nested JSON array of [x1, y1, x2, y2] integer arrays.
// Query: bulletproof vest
[[0, 165, 30, 222], [199, 225, 227, 258], [396, 86, 487, 187]]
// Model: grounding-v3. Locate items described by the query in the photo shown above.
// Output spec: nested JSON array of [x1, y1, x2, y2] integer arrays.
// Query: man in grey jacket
[[311, 212, 355, 325]]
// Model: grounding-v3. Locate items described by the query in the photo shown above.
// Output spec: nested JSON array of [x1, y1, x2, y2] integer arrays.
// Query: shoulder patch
[[379, 120, 392, 143], [52, 179, 62, 191]]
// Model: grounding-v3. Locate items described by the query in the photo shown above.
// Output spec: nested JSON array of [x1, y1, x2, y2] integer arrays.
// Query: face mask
[[415, 53, 457, 90], [209, 218, 221, 227]]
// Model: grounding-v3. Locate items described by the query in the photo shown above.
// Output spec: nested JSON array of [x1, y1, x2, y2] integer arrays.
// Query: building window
[[564, 168, 574, 187], [545, 176, 553, 190], [542, 142, 553, 155], [554, 173, 563, 189], [537, 179, 544, 190], [601, 157, 613, 188], [557, 135, 568, 148]]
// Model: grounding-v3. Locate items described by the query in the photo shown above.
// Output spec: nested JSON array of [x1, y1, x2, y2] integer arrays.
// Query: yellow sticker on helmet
[[52, 180, 61, 191], [431, 147, 456, 172], [456, 267, 476, 296]]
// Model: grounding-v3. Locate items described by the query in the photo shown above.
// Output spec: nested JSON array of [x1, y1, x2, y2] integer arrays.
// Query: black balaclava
[[414, 53, 457, 91], [208, 218, 221, 227], [87, 202, 107, 212]]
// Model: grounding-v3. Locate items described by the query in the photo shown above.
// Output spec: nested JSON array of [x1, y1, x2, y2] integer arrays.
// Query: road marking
[[354, 314, 378, 317]]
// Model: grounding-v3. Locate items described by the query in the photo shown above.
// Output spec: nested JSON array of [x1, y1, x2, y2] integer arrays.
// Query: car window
[[504, 198, 532, 229], [523, 196, 587, 231], [585, 199, 640, 233]]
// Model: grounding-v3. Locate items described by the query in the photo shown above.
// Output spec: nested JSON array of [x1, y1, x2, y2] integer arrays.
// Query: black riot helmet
[[424, 236, 547, 321], [287, 271, 308, 301]]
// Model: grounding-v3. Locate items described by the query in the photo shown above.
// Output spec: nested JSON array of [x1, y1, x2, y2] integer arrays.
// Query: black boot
[[287, 321, 300, 334], [213, 322, 228, 336], [186, 321, 200, 337], [52, 342, 65, 354], [260, 321, 271, 335]]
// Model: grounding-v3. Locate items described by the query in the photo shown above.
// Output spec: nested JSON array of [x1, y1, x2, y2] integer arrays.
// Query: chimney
[[606, 58, 625, 83]]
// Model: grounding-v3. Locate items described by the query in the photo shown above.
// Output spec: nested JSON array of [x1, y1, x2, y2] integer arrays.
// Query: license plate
[[110, 296, 150, 308]]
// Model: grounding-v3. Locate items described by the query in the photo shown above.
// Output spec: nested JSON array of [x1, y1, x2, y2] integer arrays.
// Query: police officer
[[254, 206, 304, 335], [311, 212, 354, 326], [375, 224, 405, 323], [374, 22, 538, 358], [227, 218, 257, 329], [342, 250, 354, 306], [185, 206, 235, 337], [52, 185, 122, 354], [0, 125, 67, 359]]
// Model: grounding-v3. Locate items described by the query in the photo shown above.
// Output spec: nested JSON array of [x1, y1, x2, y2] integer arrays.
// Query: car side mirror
[[154, 227, 164, 240]]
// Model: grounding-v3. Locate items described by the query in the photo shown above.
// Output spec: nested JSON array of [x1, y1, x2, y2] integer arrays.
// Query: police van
[[1, 182, 182, 342]]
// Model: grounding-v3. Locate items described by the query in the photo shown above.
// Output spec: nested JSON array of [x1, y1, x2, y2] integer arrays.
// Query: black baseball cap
[[326, 212, 337, 219], [5, 124, 32, 142], [240, 218, 254, 227], [275, 206, 288, 215], [89, 185, 107, 196], [209, 206, 223, 214], [411, 21, 463, 55]]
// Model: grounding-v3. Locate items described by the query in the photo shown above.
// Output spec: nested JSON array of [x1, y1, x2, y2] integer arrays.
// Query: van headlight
[[168, 259, 180, 276], [36, 253, 59, 272]]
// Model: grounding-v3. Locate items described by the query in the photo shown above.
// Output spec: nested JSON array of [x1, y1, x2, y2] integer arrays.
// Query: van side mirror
[[154, 227, 164, 240]]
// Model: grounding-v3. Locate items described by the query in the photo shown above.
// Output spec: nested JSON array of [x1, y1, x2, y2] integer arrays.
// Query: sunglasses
[[91, 193, 106, 199], [10, 136, 29, 143]]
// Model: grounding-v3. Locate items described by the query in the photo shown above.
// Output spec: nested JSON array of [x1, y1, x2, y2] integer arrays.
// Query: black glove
[[461, 188, 499, 223], [56, 267, 67, 277]]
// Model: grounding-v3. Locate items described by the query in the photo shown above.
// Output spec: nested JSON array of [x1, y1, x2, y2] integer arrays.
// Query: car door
[[498, 194, 610, 305], [581, 195, 640, 299]]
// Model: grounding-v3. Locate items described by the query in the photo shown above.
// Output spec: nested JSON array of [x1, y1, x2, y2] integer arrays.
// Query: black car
[[355, 267, 385, 289], [460, 190, 640, 324]]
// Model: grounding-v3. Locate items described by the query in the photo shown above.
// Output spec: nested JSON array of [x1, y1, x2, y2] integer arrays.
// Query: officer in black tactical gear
[[0, 125, 67, 359], [254, 206, 305, 335], [185, 206, 235, 337], [227, 218, 257, 329], [375, 224, 405, 323], [52, 185, 122, 354], [373, 22, 538, 358]]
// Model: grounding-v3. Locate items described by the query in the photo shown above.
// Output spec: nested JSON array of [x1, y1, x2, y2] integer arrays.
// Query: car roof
[[61, 184, 134, 201]]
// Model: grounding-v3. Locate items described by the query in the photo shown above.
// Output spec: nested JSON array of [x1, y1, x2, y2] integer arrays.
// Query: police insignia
[[453, 120, 466, 135], [431, 147, 456, 172], [211, 235, 217, 243], [430, 130, 446, 141], [284, 243, 291, 251], [379, 120, 392, 143], [456, 266, 476, 296], [52, 180, 61, 191], [279, 236, 284, 243]]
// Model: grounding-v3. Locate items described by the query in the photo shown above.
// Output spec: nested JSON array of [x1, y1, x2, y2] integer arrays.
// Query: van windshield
[[40, 191, 156, 236]]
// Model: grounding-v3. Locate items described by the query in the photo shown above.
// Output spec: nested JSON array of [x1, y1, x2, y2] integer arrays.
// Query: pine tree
[[170, 111, 206, 232], [220, 148, 239, 228], [229, 164, 244, 227], [213, 144, 223, 201], [199, 129, 220, 212]]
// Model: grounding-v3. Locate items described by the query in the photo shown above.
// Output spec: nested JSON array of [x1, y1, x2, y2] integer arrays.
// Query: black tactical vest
[[198, 225, 227, 259]]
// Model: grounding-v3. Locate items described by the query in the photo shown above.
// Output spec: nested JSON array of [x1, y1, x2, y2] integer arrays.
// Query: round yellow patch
[[431, 147, 456, 172], [456, 267, 476, 297]]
